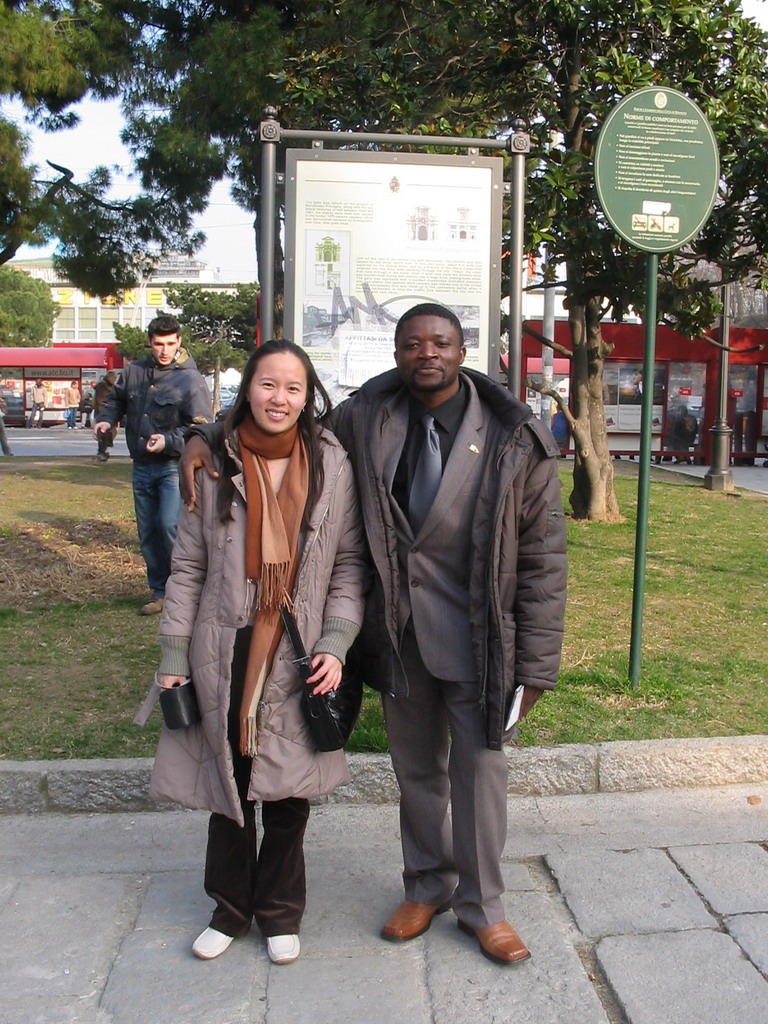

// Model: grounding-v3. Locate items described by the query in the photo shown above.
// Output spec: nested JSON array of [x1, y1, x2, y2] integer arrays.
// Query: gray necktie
[[409, 413, 442, 532]]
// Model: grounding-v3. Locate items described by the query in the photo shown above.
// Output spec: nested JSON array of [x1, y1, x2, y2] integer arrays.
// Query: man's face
[[394, 315, 465, 407], [150, 332, 182, 366]]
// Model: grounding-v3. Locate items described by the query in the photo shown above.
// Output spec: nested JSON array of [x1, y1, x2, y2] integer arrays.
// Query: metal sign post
[[594, 87, 719, 687], [258, 109, 280, 344], [506, 119, 531, 395]]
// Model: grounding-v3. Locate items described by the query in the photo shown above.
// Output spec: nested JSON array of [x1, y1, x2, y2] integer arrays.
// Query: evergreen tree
[[7, 1, 768, 517], [165, 284, 256, 409], [0, 265, 57, 345]]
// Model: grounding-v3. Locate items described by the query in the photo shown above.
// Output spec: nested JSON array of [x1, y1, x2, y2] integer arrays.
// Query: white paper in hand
[[505, 685, 525, 730]]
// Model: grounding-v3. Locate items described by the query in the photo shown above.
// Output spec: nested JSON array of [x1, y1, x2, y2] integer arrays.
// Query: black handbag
[[281, 607, 363, 752], [159, 677, 201, 729]]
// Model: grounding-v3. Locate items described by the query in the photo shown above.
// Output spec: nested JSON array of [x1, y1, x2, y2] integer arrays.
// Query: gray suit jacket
[[375, 383, 493, 680]]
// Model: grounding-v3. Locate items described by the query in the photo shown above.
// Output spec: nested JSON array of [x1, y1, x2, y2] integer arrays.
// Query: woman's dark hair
[[216, 339, 332, 523]]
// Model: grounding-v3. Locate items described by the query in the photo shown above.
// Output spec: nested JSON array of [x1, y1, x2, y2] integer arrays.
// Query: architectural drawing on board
[[314, 236, 343, 291], [447, 207, 478, 242], [407, 206, 438, 241]]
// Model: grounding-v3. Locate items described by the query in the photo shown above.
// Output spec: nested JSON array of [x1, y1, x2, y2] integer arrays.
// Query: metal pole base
[[703, 469, 734, 492], [704, 424, 734, 491]]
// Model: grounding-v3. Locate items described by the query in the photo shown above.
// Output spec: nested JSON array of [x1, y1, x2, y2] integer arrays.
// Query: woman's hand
[[306, 653, 342, 695], [157, 673, 187, 689]]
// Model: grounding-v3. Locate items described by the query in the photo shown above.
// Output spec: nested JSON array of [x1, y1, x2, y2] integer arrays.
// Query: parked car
[[215, 401, 235, 422], [1, 387, 24, 425]]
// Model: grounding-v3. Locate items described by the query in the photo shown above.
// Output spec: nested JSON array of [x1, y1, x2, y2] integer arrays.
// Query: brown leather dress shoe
[[458, 920, 531, 964], [380, 900, 451, 942]]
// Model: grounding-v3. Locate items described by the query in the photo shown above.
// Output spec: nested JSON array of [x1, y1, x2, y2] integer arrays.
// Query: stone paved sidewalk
[[1, 781, 767, 1024]]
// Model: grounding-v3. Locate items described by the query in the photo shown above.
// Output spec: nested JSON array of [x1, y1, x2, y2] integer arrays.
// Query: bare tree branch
[[522, 320, 573, 357]]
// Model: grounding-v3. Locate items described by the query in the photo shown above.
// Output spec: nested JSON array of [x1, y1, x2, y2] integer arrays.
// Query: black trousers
[[204, 627, 310, 938]]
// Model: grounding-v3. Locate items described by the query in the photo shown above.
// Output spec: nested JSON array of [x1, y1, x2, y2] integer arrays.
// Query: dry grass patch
[[0, 522, 145, 606], [0, 459, 146, 607]]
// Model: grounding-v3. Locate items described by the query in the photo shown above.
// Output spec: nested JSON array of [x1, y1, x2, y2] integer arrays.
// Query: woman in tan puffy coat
[[149, 340, 365, 966]]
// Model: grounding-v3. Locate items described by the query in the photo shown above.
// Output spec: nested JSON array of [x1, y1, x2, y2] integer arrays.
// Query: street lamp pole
[[704, 284, 734, 492]]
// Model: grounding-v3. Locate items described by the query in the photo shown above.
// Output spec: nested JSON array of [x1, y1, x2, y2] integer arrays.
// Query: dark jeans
[[131, 459, 182, 598], [204, 627, 310, 938], [26, 403, 44, 427]]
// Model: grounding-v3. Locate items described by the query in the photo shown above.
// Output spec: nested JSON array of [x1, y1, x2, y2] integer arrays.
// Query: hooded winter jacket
[[147, 429, 366, 825], [97, 348, 212, 461]]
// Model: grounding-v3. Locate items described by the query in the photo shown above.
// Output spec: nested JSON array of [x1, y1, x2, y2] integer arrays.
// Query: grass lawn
[[0, 457, 766, 760]]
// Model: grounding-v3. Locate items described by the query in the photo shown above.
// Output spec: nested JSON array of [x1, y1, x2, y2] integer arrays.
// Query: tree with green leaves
[[0, 264, 57, 345], [1, 0, 212, 294], [8, 1, 768, 520], [491, 0, 768, 520], [165, 285, 256, 409], [273, 0, 768, 519], [112, 322, 147, 362]]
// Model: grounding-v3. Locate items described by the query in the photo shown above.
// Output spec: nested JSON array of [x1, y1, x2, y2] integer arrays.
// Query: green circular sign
[[594, 87, 719, 254]]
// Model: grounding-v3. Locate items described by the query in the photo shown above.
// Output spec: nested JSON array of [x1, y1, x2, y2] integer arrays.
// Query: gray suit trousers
[[382, 623, 510, 931]]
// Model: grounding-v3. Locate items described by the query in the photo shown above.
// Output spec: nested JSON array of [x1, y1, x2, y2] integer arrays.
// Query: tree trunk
[[567, 296, 622, 522], [254, 208, 285, 341], [212, 353, 222, 415]]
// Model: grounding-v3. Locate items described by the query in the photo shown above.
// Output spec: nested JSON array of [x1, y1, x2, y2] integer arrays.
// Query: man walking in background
[[93, 371, 118, 462], [64, 380, 81, 429], [95, 314, 212, 615]]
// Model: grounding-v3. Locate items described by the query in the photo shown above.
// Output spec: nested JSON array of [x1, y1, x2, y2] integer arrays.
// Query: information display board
[[284, 149, 503, 401]]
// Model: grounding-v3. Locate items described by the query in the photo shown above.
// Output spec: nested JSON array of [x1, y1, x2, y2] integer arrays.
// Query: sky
[[742, 0, 768, 19], [6, 0, 768, 283]]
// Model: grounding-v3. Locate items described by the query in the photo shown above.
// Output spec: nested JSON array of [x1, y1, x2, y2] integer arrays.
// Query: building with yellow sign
[[9, 255, 232, 345]]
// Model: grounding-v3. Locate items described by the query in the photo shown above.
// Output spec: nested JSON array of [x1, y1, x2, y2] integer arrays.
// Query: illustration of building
[[447, 207, 478, 242], [407, 206, 438, 242], [314, 236, 342, 291]]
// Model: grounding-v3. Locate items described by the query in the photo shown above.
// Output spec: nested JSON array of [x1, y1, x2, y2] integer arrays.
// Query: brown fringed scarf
[[237, 410, 309, 756]]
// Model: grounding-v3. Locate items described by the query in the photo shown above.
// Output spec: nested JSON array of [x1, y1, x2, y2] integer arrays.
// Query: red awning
[[0, 347, 110, 369]]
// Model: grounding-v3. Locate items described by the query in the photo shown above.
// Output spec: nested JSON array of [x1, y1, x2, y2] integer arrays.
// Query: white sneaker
[[267, 934, 300, 964], [192, 927, 234, 960]]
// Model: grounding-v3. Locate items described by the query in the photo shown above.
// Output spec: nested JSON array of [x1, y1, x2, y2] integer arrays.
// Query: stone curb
[[1, 735, 766, 815]]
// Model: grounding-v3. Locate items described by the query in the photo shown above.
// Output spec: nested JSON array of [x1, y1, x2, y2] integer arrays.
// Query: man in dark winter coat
[[96, 314, 212, 614], [93, 371, 118, 462]]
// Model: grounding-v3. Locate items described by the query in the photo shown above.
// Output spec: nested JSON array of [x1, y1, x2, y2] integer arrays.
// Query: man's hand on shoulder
[[180, 434, 219, 511]]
